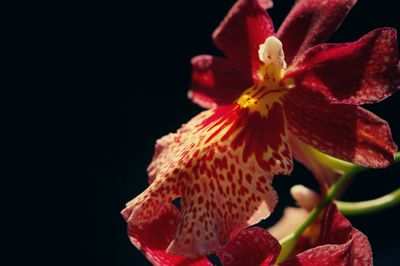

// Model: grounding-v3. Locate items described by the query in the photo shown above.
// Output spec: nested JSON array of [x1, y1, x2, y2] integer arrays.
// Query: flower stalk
[[277, 166, 364, 262], [336, 188, 400, 216], [277, 152, 400, 262]]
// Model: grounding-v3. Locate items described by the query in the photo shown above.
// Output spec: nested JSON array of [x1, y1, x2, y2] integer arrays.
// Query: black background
[[18, 0, 400, 265]]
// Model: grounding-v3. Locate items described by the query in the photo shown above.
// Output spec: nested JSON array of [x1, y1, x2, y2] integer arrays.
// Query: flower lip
[[236, 36, 291, 116]]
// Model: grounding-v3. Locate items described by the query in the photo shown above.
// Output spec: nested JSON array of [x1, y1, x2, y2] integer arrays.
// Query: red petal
[[277, 0, 357, 65], [134, 101, 292, 258], [216, 227, 281, 266], [213, 0, 275, 75], [189, 55, 254, 109], [350, 229, 373, 266], [281, 204, 372, 266], [281, 242, 353, 266], [284, 89, 397, 168], [318, 205, 372, 266], [285, 28, 400, 104], [122, 204, 212, 266]]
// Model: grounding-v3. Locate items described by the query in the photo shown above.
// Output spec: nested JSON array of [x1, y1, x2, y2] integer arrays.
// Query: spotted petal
[[213, 0, 275, 75], [284, 89, 397, 168], [277, 0, 357, 65], [189, 55, 256, 109], [121, 204, 212, 266], [126, 101, 292, 258], [285, 28, 400, 104]]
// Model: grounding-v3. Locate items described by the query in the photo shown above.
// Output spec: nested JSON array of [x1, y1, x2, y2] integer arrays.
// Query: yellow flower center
[[237, 36, 294, 116]]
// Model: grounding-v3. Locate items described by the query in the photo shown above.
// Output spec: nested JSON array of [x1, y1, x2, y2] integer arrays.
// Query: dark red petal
[[318, 204, 352, 244], [122, 204, 212, 266], [284, 89, 397, 168], [213, 0, 275, 75], [189, 55, 255, 108], [142, 101, 292, 258], [277, 0, 357, 65], [285, 28, 400, 104], [281, 242, 353, 266], [217, 227, 281, 266], [350, 229, 373, 266], [281, 204, 372, 266], [318, 205, 372, 266]]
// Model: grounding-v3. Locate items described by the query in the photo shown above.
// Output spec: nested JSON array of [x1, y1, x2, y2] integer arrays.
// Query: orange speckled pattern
[[123, 98, 292, 258]]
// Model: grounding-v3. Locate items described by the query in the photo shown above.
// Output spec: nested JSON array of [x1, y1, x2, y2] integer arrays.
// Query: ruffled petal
[[213, 0, 275, 75], [281, 204, 372, 266], [216, 227, 281, 266], [127, 101, 292, 258], [284, 90, 397, 168], [285, 28, 400, 104], [189, 55, 255, 109], [277, 0, 357, 65], [121, 204, 212, 266]]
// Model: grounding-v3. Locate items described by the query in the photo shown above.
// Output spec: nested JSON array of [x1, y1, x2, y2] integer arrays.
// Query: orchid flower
[[122, 0, 399, 264], [270, 203, 372, 266]]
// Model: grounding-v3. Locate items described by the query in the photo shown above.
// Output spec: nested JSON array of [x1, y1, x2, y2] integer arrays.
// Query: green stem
[[293, 168, 361, 237], [396, 152, 400, 163], [277, 166, 364, 263], [336, 188, 400, 216], [336, 152, 400, 216], [277, 152, 400, 263]]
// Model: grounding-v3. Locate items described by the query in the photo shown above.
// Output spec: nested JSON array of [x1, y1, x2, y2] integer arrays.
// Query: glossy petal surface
[[277, 0, 357, 65], [284, 90, 397, 168], [285, 28, 400, 104], [126, 102, 292, 258]]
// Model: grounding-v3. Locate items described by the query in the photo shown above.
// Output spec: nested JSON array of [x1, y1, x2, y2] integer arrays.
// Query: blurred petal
[[131, 102, 292, 258], [268, 207, 309, 241], [217, 227, 281, 266], [259, 0, 273, 9], [284, 90, 397, 168], [189, 55, 255, 109], [290, 185, 320, 211], [285, 28, 400, 104], [213, 0, 275, 75], [122, 204, 212, 266]]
